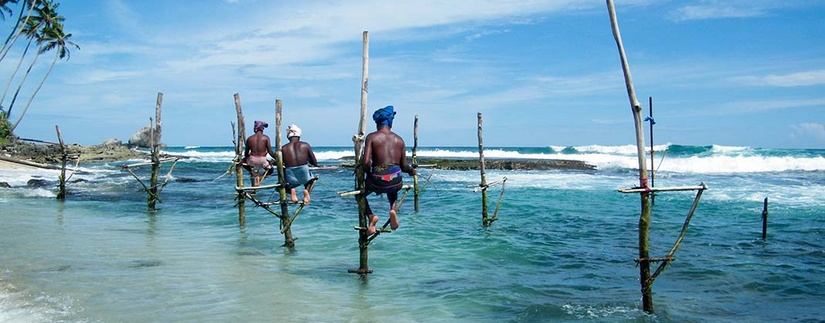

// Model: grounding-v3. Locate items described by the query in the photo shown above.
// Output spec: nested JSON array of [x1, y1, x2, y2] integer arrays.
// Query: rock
[[27, 178, 51, 187], [0, 182, 10, 188], [101, 138, 122, 147], [127, 126, 165, 149]]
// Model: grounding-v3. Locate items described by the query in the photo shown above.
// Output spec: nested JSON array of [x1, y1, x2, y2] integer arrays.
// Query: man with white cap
[[282, 124, 318, 204]]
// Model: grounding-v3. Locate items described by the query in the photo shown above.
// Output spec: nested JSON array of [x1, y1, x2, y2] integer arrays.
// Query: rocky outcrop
[[0, 138, 150, 165], [128, 126, 165, 149]]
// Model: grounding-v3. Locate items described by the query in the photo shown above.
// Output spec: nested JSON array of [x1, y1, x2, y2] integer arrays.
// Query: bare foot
[[366, 214, 379, 235], [252, 176, 261, 187], [389, 209, 399, 230], [302, 189, 310, 205], [290, 189, 299, 203]]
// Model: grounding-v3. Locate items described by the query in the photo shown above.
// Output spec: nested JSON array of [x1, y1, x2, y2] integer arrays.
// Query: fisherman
[[242, 120, 277, 186], [281, 124, 318, 204], [362, 105, 416, 235]]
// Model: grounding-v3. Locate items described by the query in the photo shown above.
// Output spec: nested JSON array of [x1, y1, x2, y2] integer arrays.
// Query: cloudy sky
[[2, 0, 824, 148]]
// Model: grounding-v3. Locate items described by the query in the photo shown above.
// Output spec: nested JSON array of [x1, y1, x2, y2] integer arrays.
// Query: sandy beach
[[0, 157, 54, 171]]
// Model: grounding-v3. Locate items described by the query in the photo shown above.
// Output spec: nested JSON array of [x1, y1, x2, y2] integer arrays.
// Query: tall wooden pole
[[477, 112, 491, 227], [648, 97, 655, 204], [413, 114, 420, 212], [148, 92, 163, 211], [234, 93, 246, 225], [275, 99, 295, 248], [607, 0, 653, 312], [762, 197, 769, 240], [55, 125, 66, 200], [350, 31, 372, 275]]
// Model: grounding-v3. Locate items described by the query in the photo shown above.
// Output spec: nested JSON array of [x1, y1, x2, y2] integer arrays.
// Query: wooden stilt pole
[[148, 92, 163, 211], [762, 197, 769, 240], [606, 0, 654, 312], [477, 112, 492, 227], [413, 114, 420, 213], [349, 31, 372, 275], [55, 125, 67, 200], [648, 96, 655, 205], [233, 93, 247, 225], [274, 99, 296, 248]]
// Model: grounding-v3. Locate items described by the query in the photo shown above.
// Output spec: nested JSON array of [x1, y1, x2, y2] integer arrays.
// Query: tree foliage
[[0, 0, 77, 136]]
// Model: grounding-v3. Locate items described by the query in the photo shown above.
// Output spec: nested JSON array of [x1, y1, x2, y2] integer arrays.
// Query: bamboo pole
[[477, 112, 492, 227], [55, 125, 67, 200], [762, 197, 769, 240], [413, 114, 420, 212], [148, 92, 163, 211], [349, 31, 373, 275], [274, 99, 295, 248], [234, 93, 247, 225], [606, 0, 654, 312]]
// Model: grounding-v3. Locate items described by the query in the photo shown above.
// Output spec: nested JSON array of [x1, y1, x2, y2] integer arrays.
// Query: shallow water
[[1, 145, 824, 322]]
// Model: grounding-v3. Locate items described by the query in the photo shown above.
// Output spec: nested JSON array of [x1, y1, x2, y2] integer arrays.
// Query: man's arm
[[398, 140, 416, 176], [264, 136, 277, 159], [362, 134, 373, 173], [305, 143, 318, 167]]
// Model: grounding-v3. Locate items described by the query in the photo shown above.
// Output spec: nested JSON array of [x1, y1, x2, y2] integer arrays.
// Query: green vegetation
[[0, 111, 10, 144]]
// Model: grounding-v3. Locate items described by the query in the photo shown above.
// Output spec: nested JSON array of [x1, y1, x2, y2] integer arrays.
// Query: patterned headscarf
[[254, 121, 268, 132]]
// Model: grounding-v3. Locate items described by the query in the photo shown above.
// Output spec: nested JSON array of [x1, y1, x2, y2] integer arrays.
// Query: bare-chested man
[[282, 124, 318, 204], [242, 120, 277, 186], [362, 105, 416, 235]]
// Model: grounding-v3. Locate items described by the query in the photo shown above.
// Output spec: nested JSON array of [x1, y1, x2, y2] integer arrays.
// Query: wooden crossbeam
[[618, 182, 708, 193]]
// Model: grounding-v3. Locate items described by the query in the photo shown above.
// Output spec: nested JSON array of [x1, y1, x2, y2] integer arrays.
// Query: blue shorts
[[285, 164, 312, 189]]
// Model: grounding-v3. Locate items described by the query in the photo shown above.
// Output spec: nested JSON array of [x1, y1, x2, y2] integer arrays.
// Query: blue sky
[[2, 0, 824, 148]]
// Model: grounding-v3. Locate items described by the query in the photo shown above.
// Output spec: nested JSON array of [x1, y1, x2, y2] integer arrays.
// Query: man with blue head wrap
[[362, 105, 417, 235], [372, 105, 396, 127]]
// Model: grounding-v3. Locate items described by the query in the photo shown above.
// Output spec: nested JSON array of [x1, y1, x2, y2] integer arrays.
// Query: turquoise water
[[1, 144, 824, 322]]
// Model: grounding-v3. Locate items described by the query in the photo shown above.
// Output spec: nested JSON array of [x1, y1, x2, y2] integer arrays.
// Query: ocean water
[[1, 144, 823, 322]]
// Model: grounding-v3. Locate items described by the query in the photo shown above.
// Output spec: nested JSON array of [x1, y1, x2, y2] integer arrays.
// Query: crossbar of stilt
[[618, 182, 707, 193]]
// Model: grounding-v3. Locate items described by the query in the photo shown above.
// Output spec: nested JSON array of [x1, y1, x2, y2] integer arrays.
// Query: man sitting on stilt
[[362, 105, 416, 235], [282, 124, 318, 204], [242, 120, 277, 186]]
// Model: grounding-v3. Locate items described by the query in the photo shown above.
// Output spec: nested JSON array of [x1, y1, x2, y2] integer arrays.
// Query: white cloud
[[791, 123, 825, 142], [743, 70, 825, 87], [669, 0, 806, 22]]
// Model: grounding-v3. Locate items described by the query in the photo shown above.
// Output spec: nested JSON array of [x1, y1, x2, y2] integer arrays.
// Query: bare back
[[282, 138, 317, 167], [363, 127, 415, 175], [245, 132, 276, 159]]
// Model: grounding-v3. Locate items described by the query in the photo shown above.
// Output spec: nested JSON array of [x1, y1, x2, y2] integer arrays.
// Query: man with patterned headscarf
[[362, 105, 416, 235], [242, 120, 277, 186], [282, 124, 318, 204]]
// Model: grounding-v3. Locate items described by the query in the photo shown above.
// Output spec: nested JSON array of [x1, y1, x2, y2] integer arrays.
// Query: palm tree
[[0, 0, 18, 20], [0, 0, 37, 62], [3, 0, 48, 118], [10, 21, 77, 131], [8, 0, 76, 131], [0, 3, 38, 112]]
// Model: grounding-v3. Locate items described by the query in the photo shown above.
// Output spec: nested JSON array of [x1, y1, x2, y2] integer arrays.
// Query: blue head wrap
[[372, 105, 396, 127]]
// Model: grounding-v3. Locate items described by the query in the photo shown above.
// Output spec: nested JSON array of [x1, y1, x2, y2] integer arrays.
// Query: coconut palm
[[0, 0, 18, 20], [10, 21, 77, 131], [0, 0, 38, 62], [0, 3, 38, 111], [3, 0, 49, 118]]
